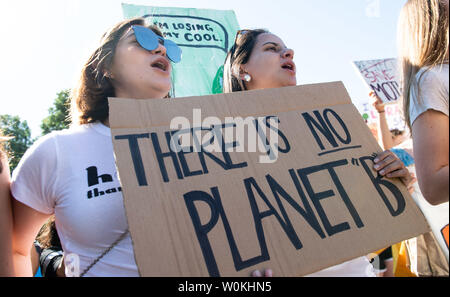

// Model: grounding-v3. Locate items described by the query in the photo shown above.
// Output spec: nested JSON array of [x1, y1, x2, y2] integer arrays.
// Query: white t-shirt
[[409, 63, 449, 125], [11, 122, 139, 277]]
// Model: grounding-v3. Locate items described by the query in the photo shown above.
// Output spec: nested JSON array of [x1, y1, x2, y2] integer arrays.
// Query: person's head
[[397, 0, 449, 130], [71, 18, 178, 125], [223, 29, 296, 93], [390, 128, 408, 147], [36, 216, 61, 250]]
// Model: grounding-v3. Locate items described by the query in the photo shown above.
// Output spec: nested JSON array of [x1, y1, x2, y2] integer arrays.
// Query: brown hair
[[397, 0, 449, 131], [390, 128, 405, 137], [71, 18, 168, 125], [36, 216, 61, 249], [223, 29, 269, 93]]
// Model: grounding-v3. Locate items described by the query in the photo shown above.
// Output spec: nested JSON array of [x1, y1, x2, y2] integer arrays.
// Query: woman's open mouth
[[151, 58, 170, 73], [281, 61, 296, 74]]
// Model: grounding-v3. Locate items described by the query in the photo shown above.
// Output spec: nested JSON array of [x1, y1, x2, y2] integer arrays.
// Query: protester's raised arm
[[370, 92, 394, 150]]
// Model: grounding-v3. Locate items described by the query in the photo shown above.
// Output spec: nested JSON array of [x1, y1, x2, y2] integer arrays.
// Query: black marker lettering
[[359, 156, 406, 216], [267, 170, 326, 238], [151, 132, 184, 183], [170, 130, 203, 178], [184, 186, 268, 277], [297, 159, 364, 236], [302, 111, 339, 150], [245, 177, 302, 250], [265, 116, 290, 153], [323, 109, 352, 145], [114, 133, 150, 186]]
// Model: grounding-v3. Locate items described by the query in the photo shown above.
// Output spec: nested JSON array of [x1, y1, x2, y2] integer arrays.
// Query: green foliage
[[0, 114, 34, 172], [0, 90, 72, 172], [41, 89, 71, 135]]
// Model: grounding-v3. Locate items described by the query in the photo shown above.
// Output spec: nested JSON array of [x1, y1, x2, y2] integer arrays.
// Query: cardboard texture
[[353, 58, 401, 104], [109, 82, 430, 276]]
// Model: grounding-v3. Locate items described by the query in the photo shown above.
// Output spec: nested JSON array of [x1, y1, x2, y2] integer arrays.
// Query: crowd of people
[[0, 0, 448, 277]]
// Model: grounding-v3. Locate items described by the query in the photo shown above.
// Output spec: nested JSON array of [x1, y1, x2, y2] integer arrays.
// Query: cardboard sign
[[353, 58, 401, 104], [109, 82, 429, 276], [122, 4, 240, 96]]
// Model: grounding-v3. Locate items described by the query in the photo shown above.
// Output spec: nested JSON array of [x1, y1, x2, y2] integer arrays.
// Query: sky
[[0, 0, 407, 138]]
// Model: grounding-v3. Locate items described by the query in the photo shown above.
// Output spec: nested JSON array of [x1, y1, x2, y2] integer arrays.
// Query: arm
[[0, 155, 14, 276], [368, 92, 414, 189], [12, 198, 51, 276], [411, 110, 449, 205], [9, 135, 59, 276], [370, 92, 394, 150], [378, 112, 394, 150], [31, 244, 40, 276]]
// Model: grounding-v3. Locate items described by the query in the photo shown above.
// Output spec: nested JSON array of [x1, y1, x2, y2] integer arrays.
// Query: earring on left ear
[[244, 74, 252, 82]]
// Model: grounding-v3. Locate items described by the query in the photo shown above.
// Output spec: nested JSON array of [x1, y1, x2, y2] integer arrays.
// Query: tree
[[0, 115, 34, 172], [41, 89, 71, 135]]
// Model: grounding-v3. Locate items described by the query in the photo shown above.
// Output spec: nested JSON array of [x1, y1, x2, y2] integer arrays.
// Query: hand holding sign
[[373, 150, 412, 184], [370, 91, 385, 113]]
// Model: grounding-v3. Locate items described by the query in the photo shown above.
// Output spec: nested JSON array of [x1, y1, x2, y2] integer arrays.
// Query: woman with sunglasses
[[9, 18, 182, 277], [223, 29, 414, 277]]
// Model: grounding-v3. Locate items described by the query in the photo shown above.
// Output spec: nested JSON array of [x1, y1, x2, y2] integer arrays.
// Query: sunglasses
[[227, 29, 252, 59], [132, 25, 182, 63], [235, 29, 250, 41]]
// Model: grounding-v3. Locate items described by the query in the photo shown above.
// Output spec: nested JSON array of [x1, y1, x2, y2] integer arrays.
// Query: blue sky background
[[0, 0, 406, 138]]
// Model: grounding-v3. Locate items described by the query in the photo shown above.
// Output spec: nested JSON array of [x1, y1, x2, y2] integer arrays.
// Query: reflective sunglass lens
[[132, 26, 159, 51], [165, 40, 182, 63], [132, 26, 182, 63]]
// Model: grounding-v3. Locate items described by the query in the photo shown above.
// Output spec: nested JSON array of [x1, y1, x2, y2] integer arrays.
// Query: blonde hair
[[397, 0, 449, 131]]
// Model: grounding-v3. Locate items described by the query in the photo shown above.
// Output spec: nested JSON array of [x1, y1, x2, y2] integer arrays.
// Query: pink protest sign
[[353, 58, 400, 104]]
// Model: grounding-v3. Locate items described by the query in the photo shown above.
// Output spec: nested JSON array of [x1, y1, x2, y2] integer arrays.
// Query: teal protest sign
[[122, 4, 240, 97]]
